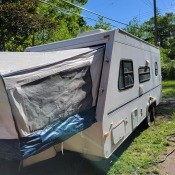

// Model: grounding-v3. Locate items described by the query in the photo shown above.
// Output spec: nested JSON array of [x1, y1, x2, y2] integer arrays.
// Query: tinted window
[[155, 62, 158, 76], [118, 60, 134, 90], [138, 66, 150, 83]]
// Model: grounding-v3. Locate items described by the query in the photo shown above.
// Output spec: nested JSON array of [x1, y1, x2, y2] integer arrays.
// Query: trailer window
[[138, 66, 150, 83], [118, 60, 134, 90], [155, 62, 158, 76]]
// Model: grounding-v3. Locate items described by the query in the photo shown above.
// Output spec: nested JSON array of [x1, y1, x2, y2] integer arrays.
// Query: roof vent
[[77, 29, 106, 38]]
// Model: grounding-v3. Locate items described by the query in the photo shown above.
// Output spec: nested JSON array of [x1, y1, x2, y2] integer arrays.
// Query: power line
[[120, 10, 153, 22], [61, 0, 138, 28], [147, 0, 153, 7], [142, 0, 152, 8], [39, 0, 118, 29], [39, 0, 149, 32], [159, 7, 175, 13], [82, 16, 117, 28], [63, 9, 118, 28], [158, 5, 175, 16]]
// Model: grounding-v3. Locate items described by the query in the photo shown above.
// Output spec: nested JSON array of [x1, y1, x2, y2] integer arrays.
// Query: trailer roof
[[0, 47, 95, 75], [26, 28, 158, 53], [117, 28, 158, 49]]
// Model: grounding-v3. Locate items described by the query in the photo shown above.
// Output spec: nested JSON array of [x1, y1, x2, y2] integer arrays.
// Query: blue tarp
[[20, 107, 96, 159], [0, 108, 96, 161]]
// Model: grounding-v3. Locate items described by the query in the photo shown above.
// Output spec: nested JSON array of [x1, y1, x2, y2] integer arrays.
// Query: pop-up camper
[[0, 29, 161, 167]]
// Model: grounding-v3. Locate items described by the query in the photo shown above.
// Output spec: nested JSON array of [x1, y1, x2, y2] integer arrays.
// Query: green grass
[[162, 80, 175, 98], [108, 80, 175, 175], [108, 114, 175, 175]]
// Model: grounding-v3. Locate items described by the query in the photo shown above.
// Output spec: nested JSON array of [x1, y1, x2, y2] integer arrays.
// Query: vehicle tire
[[150, 106, 156, 122], [142, 111, 151, 128]]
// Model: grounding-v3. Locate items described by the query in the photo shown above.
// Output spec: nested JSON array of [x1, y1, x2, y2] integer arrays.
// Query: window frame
[[138, 66, 151, 83], [118, 59, 134, 91], [155, 62, 158, 76]]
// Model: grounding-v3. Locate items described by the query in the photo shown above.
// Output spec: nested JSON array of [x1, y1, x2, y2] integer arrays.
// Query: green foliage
[[94, 17, 111, 31], [124, 18, 144, 38], [36, 0, 89, 42], [144, 13, 175, 48], [0, 0, 89, 51], [0, 0, 58, 51], [124, 17, 154, 44], [159, 47, 171, 63], [162, 80, 175, 98], [157, 13, 175, 48], [161, 61, 175, 80]]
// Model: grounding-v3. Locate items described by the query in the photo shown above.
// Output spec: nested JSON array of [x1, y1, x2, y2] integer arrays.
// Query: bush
[[161, 61, 175, 80], [160, 47, 171, 63]]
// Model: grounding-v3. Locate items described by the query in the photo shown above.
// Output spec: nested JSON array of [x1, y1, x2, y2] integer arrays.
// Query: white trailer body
[[0, 29, 161, 166], [24, 29, 161, 166]]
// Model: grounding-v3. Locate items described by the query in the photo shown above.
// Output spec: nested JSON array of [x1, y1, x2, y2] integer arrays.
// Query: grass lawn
[[107, 80, 175, 175], [162, 80, 175, 98]]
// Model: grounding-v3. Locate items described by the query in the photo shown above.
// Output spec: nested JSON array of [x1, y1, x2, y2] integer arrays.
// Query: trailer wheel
[[150, 106, 156, 122], [143, 111, 151, 128]]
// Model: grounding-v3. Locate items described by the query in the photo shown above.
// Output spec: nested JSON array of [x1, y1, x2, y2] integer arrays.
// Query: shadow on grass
[[0, 124, 146, 175], [157, 97, 175, 117]]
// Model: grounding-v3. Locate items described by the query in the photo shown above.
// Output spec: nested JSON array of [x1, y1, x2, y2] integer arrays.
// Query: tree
[[124, 18, 143, 38], [124, 17, 155, 44], [94, 17, 111, 31], [31, 0, 89, 45], [0, 0, 89, 51], [143, 13, 175, 48], [0, 0, 57, 51]]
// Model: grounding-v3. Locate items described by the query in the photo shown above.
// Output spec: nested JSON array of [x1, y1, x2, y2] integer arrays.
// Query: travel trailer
[[0, 29, 161, 167]]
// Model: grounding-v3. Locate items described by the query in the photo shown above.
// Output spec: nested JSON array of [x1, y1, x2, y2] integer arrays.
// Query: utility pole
[[153, 0, 158, 46]]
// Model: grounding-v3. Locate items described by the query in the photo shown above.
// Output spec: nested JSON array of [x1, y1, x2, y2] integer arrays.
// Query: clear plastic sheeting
[[10, 66, 93, 132]]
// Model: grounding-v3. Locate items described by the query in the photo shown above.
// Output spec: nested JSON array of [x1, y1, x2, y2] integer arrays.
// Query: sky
[[82, 0, 175, 29]]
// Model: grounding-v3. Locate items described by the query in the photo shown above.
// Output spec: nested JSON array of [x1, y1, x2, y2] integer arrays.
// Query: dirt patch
[[158, 144, 175, 175], [157, 97, 175, 175]]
